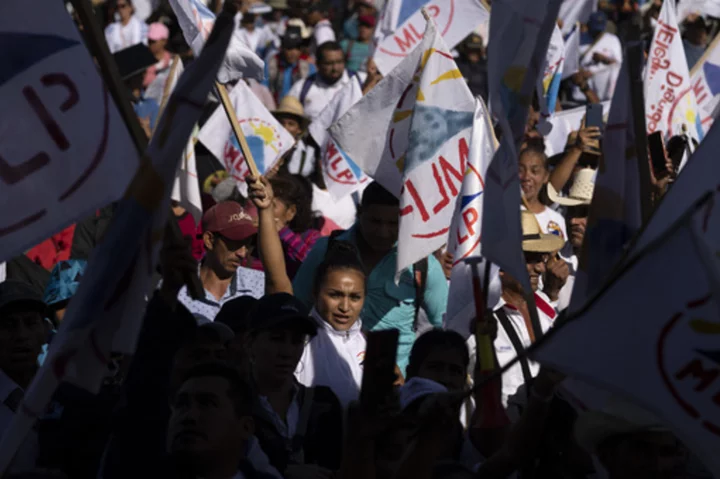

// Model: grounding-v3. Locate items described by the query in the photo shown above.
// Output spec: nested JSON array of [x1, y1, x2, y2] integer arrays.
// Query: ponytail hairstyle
[[312, 240, 367, 299]]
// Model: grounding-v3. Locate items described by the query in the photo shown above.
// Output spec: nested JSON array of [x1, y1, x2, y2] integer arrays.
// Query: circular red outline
[[377, 0, 456, 58]]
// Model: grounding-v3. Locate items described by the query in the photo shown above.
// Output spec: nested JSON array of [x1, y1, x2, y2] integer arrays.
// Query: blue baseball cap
[[587, 11, 607, 33]]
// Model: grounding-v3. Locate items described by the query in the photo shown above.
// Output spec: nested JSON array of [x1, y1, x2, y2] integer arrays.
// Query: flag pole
[[69, 0, 149, 154], [214, 81, 262, 178], [690, 31, 720, 77]]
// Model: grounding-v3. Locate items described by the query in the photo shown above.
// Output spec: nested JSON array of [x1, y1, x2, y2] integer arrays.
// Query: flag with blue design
[[562, 22, 581, 80], [198, 80, 294, 187], [644, 0, 703, 148], [0, 4, 235, 472], [537, 24, 566, 125], [331, 16, 475, 273], [309, 77, 368, 200], [0, 0, 138, 265], [690, 34, 720, 134]]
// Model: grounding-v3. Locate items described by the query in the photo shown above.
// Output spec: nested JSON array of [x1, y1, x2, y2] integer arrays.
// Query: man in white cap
[[547, 167, 596, 311], [494, 211, 568, 405]]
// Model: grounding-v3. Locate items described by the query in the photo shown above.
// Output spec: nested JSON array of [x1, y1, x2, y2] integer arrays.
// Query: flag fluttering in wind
[[537, 25, 566, 125]]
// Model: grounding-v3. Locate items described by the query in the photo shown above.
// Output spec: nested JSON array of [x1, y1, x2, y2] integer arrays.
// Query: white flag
[[445, 97, 501, 336], [373, 0, 490, 75], [537, 25, 566, 123], [308, 78, 369, 200], [677, 0, 720, 21], [644, 0, 703, 144], [169, 0, 264, 80], [0, 0, 137, 264], [562, 22, 581, 80], [198, 81, 294, 184], [690, 34, 720, 133], [558, 0, 596, 35], [536, 195, 720, 478], [0, 6, 235, 472], [332, 18, 475, 273], [543, 100, 611, 157]]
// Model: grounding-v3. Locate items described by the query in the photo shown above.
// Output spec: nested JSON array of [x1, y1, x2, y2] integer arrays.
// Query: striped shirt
[[279, 227, 322, 279]]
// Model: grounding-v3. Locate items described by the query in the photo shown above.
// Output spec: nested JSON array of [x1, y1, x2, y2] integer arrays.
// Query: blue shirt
[[292, 225, 449, 372], [262, 57, 317, 102], [133, 95, 160, 130]]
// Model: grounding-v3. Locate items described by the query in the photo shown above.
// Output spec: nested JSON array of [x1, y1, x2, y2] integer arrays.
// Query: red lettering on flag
[[693, 77, 708, 105], [432, 163, 449, 214], [394, 26, 420, 53], [404, 179, 429, 221]]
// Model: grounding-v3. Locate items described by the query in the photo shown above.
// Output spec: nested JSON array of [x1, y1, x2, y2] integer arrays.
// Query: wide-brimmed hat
[[547, 168, 596, 206], [575, 397, 669, 452], [272, 96, 310, 131], [521, 211, 564, 252], [267, 0, 289, 9], [286, 18, 312, 39]]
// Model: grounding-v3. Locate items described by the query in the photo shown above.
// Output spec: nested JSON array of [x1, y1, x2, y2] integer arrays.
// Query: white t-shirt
[[104, 16, 148, 53], [534, 206, 568, 245], [313, 19, 336, 49], [557, 254, 578, 312], [235, 26, 275, 56], [311, 183, 358, 230], [572, 32, 623, 102], [288, 70, 364, 121], [285, 140, 317, 177]]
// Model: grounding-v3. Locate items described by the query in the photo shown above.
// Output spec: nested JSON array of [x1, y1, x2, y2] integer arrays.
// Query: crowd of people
[[0, 0, 716, 477]]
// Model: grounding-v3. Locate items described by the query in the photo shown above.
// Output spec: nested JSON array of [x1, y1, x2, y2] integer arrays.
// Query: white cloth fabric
[[313, 19, 336, 50], [556, 253, 578, 311], [235, 26, 275, 56], [494, 292, 557, 405], [288, 70, 363, 121], [534, 206, 568, 243], [0, 263, 5, 283], [296, 309, 366, 408], [311, 183, 358, 230], [104, 16, 148, 53], [571, 33, 622, 102], [285, 140, 317, 177], [131, 0, 157, 21]]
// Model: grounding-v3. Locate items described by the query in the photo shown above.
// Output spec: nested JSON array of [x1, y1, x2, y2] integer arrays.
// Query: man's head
[[167, 363, 254, 475], [281, 26, 304, 64], [357, 14, 376, 42], [358, 181, 399, 254], [148, 22, 169, 56], [306, 1, 329, 26], [0, 281, 50, 386], [316, 41, 346, 85], [114, 0, 134, 23], [240, 12, 256, 31], [460, 33, 484, 63], [685, 17, 710, 47], [215, 296, 258, 372], [356, 0, 377, 18], [272, 96, 309, 139], [202, 202, 258, 276], [586, 11, 607, 39]]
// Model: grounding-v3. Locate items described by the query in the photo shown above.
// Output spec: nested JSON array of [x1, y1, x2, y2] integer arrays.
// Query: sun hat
[[546, 168, 596, 206], [521, 211, 565, 253], [272, 96, 310, 131]]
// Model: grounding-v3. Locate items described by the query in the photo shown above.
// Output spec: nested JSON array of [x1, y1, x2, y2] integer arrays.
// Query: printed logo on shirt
[[357, 351, 366, 365], [546, 221, 564, 239]]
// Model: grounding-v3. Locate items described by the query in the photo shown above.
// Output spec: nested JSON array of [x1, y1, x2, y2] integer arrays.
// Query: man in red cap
[[177, 202, 265, 323], [341, 13, 375, 72]]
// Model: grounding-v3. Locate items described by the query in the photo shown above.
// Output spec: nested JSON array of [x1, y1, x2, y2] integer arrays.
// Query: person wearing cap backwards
[[494, 211, 568, 405], [547, 168, 595, 311], [143, 22, 172, 88], [306, 1, 336, 51], [571, 10, 622, 103], [176, 201, 265, 323], [340, 14, 375, 72], [264, 26, 317, 104]]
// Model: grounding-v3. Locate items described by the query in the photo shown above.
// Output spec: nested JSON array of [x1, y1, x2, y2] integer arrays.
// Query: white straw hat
[[547, 168, 596, 206]]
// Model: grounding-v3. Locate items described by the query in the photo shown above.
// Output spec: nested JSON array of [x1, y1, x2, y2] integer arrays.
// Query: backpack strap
[[412, 258, 428, 332], [495, 308, 533, 398], [299, 73, 317, 106]]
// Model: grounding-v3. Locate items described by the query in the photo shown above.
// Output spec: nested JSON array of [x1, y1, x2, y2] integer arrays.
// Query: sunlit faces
[[315, 269, 365, 331]]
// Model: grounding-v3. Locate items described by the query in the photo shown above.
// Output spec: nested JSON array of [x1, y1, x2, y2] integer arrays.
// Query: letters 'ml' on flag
[[690, 33, 720, 133], [198, 80, 294, 188], [308, 78, 368, 200], [0, 0, 137, 264], [0, 7, 235, 473], [535, 194, 720, 478], [569, 59, 641, 313], [373, 0, 489, 75], [645, 0, 703, 144], [332, 17, 475, 274]]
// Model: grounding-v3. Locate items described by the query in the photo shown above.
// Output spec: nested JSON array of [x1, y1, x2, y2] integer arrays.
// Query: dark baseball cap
[[358, 14, 376, 28], [0, 280, 48, 316], [202, 201, 257, 241], [215, 295, 259, 333], [248, 293, 317, 336]]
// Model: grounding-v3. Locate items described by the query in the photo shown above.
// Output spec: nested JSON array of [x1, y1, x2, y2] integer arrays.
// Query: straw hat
[[272, 96, 310, 131], [575, 396, 669, 453], [521, 211, 565, 252], [547, 168, 596, 206], [286, 18, 312, 40]]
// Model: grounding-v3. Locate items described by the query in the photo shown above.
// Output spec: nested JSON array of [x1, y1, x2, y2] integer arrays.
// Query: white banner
[[0, 0, 137, 265], [677, 0, 720, 21], [373, 0, 489, 75], [198, 81, 294, 183], [645, 0, 703, 143], [690, 35, 720, 133]]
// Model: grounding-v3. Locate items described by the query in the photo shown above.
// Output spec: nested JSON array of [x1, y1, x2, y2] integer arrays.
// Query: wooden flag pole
[[157, 56, 181, 121], [69, 0, 149, 154], [690, 31, 720, 77], [214, 81, 261, 178]]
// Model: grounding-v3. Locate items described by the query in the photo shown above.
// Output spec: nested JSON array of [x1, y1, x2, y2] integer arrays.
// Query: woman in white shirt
[[295, 240, 367, 408], [104, 0, 148, 54]]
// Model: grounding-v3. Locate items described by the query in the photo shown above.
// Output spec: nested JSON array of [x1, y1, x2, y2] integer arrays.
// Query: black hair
[[270, 173, 315, 232], [174, 362, 252, 418], [360, 181, 399, 208], [406, 329, 470, 379], [215, 296, 258, 334], [519, 144, 549, 170], [312, 240, 367, 297], [317, 41, 344, 63]]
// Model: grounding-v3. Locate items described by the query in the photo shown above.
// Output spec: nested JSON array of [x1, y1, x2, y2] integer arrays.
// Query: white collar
[[310, 307, 362, 336]]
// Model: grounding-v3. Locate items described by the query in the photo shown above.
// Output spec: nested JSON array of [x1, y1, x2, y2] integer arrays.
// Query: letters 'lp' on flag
[[373, 0, 489, 75], [535, 195, 720, 478], [332, 17, 475, 273], [308, 78, 368, 200], [198, 81, 294, 185], [645, 0, 703, 144], [0, 4, 236, 473], [0, 0, 137, 265]]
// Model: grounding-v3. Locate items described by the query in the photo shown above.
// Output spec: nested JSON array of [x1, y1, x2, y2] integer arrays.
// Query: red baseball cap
[[202, 202, 257, 241], [358, 14, 376, 28]]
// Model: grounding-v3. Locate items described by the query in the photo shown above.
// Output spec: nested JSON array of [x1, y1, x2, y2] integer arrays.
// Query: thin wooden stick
[[215, 81, 261, 178], [158, 56, 181, 120], [691, 31, 720, 77]]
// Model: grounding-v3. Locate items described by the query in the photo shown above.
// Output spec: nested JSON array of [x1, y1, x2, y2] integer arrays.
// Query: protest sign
[[0, 0, 138, 265], [536, 195, 720, 478], [644, 0, 703, 143], [373, 0, 489, 75], [198, 81, 294, 185], [690, 34, 720, 133], [309, 78, 368, 200]]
